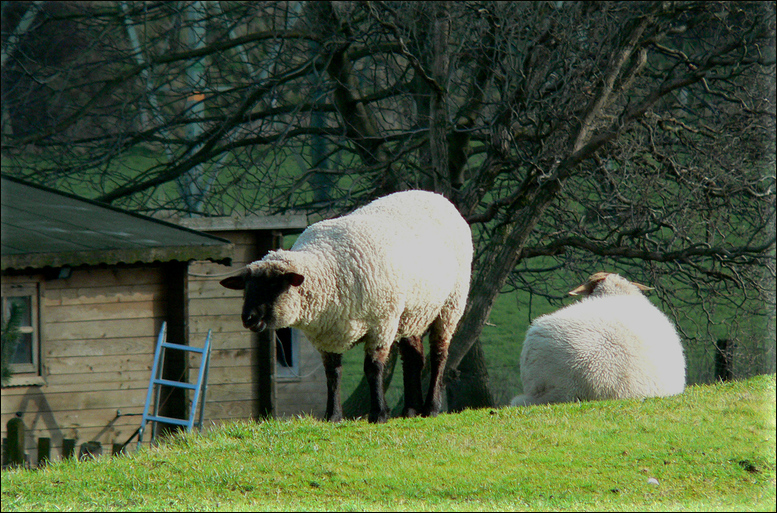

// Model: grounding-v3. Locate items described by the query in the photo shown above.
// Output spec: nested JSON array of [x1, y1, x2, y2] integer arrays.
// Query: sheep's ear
[[285, 272, 304, 287], [568, 272, 609, 296], [220, 270, 249, 290], [633, 282, 654, 292], [568, 284, 590, 296]]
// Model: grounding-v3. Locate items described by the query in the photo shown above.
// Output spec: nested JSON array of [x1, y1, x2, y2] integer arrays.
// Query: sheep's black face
[[221, 267, 304, 332], [241, 271, 287, 332]]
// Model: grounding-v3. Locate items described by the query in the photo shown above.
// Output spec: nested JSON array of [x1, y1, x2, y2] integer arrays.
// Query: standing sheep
[[511, 272, 686, 407], [221, 190, 473, 423]]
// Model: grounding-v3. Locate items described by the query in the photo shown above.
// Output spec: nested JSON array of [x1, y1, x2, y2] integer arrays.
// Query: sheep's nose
[[242, 308, 267, 332], [242, 311, 259, 329]]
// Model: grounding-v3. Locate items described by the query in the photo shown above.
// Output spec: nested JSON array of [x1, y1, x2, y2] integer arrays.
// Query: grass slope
[[2, 375, 774, 512]]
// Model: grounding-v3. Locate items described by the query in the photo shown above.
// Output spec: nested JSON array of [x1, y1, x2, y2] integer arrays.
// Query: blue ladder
[[138, 322, 212, 448]]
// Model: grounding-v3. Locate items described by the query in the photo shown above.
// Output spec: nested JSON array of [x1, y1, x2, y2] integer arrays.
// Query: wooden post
[[256, 328, 276, 419], [37, 437, 50, 467], [253, 231, 283, 419], [6, 415, 25, 467], [62, 438, 76, 460]]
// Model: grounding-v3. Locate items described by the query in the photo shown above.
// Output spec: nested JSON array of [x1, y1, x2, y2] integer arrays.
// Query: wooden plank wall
[[188, 231, 262, 423], [1, 267, 166, 464]]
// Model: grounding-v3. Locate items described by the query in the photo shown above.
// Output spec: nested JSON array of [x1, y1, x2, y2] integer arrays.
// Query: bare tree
[[2, 1, 774, 412]]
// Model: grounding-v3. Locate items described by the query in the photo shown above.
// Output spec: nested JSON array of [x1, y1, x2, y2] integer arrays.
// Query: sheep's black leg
[[364, 347, 390, 423], [322, 351, 343, 422], [423, 326, 450, 417], [399, 336, 424, 417]]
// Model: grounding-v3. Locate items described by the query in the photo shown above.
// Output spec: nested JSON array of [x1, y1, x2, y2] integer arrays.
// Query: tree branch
[[97, 55, 324, 203], [524, 236, 777, 266]]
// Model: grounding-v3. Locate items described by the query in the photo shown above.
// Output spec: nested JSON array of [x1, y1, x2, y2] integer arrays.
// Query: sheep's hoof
[[368, 411, 389, 424], [421, 406, 440, 418], [402, 407, 420, 418]]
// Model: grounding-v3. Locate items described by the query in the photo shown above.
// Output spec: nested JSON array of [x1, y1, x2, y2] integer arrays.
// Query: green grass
[[2, 374, 774, 511]]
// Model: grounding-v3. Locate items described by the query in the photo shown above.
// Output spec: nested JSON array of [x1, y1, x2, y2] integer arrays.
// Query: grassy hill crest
[[2, 374, 774, 511]]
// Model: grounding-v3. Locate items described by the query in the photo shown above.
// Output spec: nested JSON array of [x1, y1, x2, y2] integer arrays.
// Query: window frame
[[1, 282, 43, 387]]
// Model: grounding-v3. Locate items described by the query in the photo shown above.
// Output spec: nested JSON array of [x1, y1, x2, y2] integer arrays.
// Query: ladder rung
[[162, 341, 206, 353], [144, 415, 192, 427], [153, 378, 198, 390]]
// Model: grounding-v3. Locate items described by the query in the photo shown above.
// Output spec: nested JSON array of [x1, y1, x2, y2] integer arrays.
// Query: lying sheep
[[511, 272, 686, 406], [221, 190, 473, 423]]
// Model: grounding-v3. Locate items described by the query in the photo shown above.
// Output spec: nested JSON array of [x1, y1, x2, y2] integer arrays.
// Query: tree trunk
[[2, 1, 45, 138], [445, 337, 493, 412], [177, 1, 208, 214], [428, 1, 450, 193], [445, 182, 562, 407]]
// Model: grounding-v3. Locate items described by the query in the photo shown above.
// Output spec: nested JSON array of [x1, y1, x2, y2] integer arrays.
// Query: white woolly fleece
[[512, 273, 686, 406], [255, 190, 473, 354]]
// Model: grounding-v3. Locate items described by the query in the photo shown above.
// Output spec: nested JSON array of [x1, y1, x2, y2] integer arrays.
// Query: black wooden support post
[[6, 414, 25, 467], [160, 262, 189, 436], [37, 437, 50, 467], [253, 230, 283, 419], [256, 328, 277, 419], [62, 438, 76, 460]]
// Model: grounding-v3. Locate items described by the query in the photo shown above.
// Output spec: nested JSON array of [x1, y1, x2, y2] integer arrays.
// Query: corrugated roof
[[1, 175, 233, 271]]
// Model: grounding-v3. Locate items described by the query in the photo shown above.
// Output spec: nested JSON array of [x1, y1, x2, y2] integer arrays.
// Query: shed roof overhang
[[1, 175, 234, 272]]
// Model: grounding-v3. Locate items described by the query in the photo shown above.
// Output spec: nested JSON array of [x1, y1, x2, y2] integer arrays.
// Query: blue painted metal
[[137, 322, 212, 449]]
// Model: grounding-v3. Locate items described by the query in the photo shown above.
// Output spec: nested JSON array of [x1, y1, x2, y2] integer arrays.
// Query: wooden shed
[[1, 176, 325, 466]]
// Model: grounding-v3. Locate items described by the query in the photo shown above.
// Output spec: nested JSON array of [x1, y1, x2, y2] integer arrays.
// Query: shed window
[[1, 283, 41, 383], [275, 327, 299, 379]]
